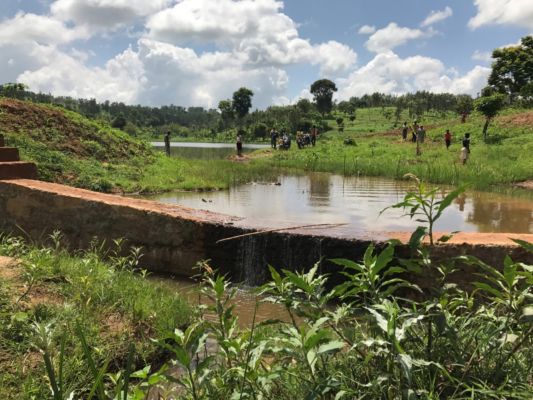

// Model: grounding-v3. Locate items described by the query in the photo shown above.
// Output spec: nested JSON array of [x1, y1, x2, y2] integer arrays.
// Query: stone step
[[0, 147, 20, 162], [0, 161, 38, 180], [0, 135, 4, 147]]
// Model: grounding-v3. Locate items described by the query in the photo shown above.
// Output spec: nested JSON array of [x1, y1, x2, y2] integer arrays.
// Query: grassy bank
[[0, 233, 190, 399], [250, 108, 533, 192], [0, 98, 281, 193], [2, 98, 531, 194]]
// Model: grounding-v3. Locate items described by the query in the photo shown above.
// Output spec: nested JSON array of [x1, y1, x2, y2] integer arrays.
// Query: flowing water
[[150, 274, 292, 328]]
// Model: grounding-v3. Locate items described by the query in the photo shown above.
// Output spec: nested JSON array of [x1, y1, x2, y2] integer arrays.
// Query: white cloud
[[337, 52, 490, 99], [51, 0, 172, 29], [312, 41, 357, 75], [0, 12, 88, 45], [147, 0, 356, 74], [469, 0, 533, 30], [421, 6, 453, 27], [15, 38, 292, 109], [472, 50, 492, 62], [358, 25, 376, 34], [365, 23, 430, 53], [19, 45, 144, 104]]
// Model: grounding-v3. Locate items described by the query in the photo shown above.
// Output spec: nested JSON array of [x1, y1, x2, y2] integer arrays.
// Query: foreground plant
[[382, 174, 465, 245]]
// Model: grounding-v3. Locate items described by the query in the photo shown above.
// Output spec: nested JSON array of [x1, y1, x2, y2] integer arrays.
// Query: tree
[[489, 36, 533, 99], [296, 98, 313, 114], [232, 87, 254, 120], [218, 99, 234, 129], [252, 123, 268, 139], [456, 95, 473, 123], [0, 82, 28, 99], [310, 79, 337, 117], [474, 94, 506, 141], [111, 114, 127, 130]]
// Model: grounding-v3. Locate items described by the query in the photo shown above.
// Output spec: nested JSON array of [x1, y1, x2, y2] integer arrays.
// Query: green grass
[[252, 108, 533, 192], [0, 233, 190, 399], [3, 98, 532, 195]]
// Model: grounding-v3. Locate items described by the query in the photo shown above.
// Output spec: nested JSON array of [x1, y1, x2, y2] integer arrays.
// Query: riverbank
[[0, 235, 190, 399], [2, 98, 531, 195], [248, 109, 533, 193]]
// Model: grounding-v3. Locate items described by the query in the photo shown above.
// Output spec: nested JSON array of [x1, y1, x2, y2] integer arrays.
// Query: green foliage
[[382, 174, 465, 245], [310, 79, 338, 116], [232, 87, 254, 120], [489, 36, 533, 98], [474, 94, 506, 140], [1, 233, 532, 398], [456, 95, 473, 115], [0, 233, 190, 399]]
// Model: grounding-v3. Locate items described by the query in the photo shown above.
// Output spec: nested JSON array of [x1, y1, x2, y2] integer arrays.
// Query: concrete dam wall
[[1, 179, 532, 289]]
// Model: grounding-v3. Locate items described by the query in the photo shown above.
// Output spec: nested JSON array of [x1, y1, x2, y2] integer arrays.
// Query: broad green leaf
[[435, 187, 465, 220], [374, 244, 396, 275], [317, 340, 345, 355], [511, 238, 533, 253], [409, 226, 427, 250]]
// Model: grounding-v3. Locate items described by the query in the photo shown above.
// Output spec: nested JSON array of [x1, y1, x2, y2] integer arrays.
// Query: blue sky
[[0, 0, 531, 108]]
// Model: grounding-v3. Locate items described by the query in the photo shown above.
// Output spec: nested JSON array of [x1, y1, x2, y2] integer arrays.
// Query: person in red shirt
[[444, 129, 452, 149]]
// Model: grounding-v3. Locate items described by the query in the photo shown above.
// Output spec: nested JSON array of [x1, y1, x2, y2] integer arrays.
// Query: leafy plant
[[382, 174, 465, 245]]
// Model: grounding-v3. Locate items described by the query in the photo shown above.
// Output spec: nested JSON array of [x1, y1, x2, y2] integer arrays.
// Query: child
[[460, 146, 469, 165], [444, 129, 452, 149]]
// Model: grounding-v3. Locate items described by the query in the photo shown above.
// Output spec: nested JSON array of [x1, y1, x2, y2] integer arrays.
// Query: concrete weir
[[1, 179, 532, 288]]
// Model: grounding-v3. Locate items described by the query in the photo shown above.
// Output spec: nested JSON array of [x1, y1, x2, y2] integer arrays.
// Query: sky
[[0, 0, 531, 109]]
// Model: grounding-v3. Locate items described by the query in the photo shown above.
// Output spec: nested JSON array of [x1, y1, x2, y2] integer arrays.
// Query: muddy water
[[151, 142, 268, 159], [150, 274, 291, 328], [143, 173, 533, 234]]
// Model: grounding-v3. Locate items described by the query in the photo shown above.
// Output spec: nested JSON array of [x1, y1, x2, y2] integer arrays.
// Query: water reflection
[[142, 174, 533, 234], [466, 194, 533, 233]]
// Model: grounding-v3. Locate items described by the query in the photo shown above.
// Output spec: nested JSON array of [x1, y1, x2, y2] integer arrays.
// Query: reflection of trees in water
[[308, 174, 331, 207], [467, 195, 532, 233]]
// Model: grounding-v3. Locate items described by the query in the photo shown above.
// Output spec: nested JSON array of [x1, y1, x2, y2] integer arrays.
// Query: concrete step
[[0, 135, 4, 147], [0, 147, 20, 162], [0, 161, 38, 180]]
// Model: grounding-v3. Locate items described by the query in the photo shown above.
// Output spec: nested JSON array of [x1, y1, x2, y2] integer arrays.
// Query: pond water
[[151, 141, 268, 160], [143, 174, 533, 234], [145, 142, 533, 235]]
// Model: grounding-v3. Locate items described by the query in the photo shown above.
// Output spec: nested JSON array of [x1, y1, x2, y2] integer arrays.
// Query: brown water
[[151, 274, 292, 328], [143, 174, 533, 234]]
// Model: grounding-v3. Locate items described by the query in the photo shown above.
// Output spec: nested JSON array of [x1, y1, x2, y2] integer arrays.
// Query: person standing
[[417, 125, 426, 144], [462, 133, 471, 153], [460, 146, 469, 165], [311, 125, 318, 146], [270, 128, 278, 149], [401, 122, 408, 141], [444, 129, 452, 149], [236, 133, 243, 156], [164, 131, 171, 156]]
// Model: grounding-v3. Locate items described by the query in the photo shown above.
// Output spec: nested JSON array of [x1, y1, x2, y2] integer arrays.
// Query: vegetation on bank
[[0, 98, 281, 193], [0, 232, 531, 399], [0, 233, 190, 399], [253, 107, 533, 192], [2, 96, 532, 194]]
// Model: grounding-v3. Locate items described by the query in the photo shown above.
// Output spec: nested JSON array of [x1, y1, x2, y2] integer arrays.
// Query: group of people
[[400, 122, 471, 164], [401, 121, 426, 144], [270, 126, 319, 150]]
